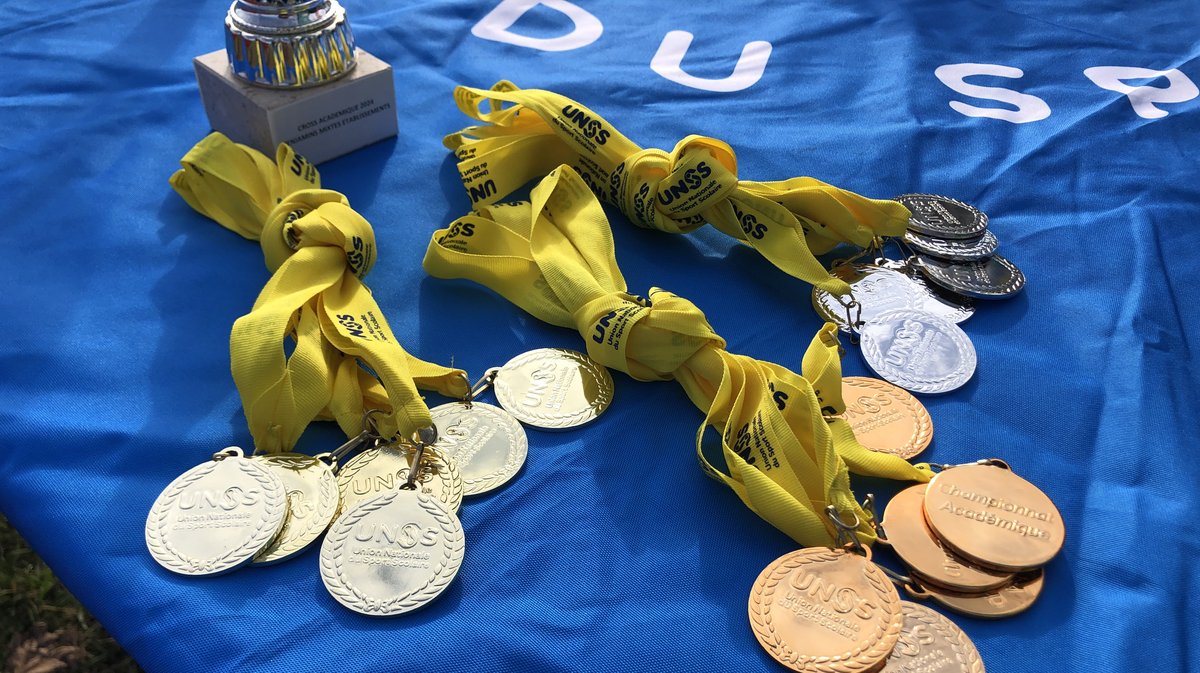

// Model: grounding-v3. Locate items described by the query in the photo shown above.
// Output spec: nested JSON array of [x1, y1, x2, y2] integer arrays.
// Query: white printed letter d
[[472, 0, 602, 52]]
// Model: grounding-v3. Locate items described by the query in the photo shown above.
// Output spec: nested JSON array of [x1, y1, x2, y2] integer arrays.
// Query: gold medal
[[319, 489, 465, 616], [918, 571, 1044, 619], [748, 547, 903, 673], [880, 602, 985, 673], [923, 462, 1064, 572], [492, 348, 614, 430], [250, 453, 340, 565], [429, 401, 528, 496], [881, 485, 1011, 593], [837, 377, 932, 460], [337, 443, 463, 514], [144, 447, 287, 576]]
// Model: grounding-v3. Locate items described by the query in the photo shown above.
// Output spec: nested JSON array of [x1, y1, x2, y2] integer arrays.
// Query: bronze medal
[[880, 602, 985, 673], [881, 485, 1011, 593], [749, 548, 903, 673], [920, 571, 1044, 619], [924, 463, 1064, 572], [838, 377, 932, 460]]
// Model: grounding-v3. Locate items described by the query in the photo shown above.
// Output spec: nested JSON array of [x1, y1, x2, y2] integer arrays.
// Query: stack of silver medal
[[897, 194, 1026, 304], [145, 348, 613, 615], [812, 194, 1024, 395]]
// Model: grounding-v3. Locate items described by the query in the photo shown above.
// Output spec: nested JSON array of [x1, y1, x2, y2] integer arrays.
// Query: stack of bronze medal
[[811, 194, 1025, 397], [879, 460, 1063, 620], [830, 376, 1061, 620], [750, 460, 1064, 673], [756, 365, 1062, 673]]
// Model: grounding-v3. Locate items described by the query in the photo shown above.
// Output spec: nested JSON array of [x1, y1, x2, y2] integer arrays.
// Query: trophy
[[193, 0, 398, 163]]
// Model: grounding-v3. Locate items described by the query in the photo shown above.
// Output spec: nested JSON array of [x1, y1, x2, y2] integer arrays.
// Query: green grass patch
[[1, 515, 141, 672]]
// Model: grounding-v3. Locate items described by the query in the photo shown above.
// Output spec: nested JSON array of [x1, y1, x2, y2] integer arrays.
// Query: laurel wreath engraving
[[895, 194, 988, 239], [144, 458, 286, 575], [896, 603, 986, 673], [858, 310, 975, 394], [336, 446, 463, 514], [904, 229, 998, 262], [253, 457, 339, 563], [494, 349, 613, 429], [841, 378, 932, 458], [918, 254, 1024, 298], [431, 402, 527, 496], [319, 491, 465, 616], [748, 549, 903, 673]]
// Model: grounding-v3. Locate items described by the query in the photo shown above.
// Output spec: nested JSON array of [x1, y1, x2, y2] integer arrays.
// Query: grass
[[1, 515, 141, 673]]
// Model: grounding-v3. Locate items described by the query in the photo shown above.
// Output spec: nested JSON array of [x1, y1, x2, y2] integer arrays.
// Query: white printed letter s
[[934, 63, 1051, 124]]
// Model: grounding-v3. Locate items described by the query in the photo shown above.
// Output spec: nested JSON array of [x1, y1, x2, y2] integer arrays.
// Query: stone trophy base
[[193, 48, 398, 164]]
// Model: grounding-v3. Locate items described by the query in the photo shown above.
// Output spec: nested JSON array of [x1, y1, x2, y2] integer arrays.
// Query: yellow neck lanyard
[[442, 81, 911, 296], [425, 165, 930, 547], [170, 133, 468, 452]]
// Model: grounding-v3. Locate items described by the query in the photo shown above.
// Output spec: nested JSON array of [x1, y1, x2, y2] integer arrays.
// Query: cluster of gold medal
[[145, 348, 616, 615]]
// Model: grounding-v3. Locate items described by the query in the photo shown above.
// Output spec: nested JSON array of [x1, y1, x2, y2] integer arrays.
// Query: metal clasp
[[832, 293, 864, 344], [317, 409, 385, 470], [402, 424, 439, 490], [825, 505, 867, 556], [464, 368, 499, 408]]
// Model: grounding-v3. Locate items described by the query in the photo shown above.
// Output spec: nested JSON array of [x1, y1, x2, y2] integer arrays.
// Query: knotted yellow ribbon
[[171, 133, 468, 452], [443, 81, 911, 296], [425, 165, 930, 547]]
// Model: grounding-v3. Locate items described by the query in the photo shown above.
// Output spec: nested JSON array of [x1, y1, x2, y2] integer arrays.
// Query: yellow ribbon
[[171, 133, 468, 452], [425, 165, 930, 547], [443, 81, 912, 296]]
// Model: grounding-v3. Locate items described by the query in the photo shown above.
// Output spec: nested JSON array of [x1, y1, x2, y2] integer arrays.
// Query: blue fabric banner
[[1, 1, 1197, 672]]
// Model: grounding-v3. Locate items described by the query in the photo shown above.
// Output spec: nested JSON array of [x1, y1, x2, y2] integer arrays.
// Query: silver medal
[[904, 229, 999, 262], [879, 258, 978, 316], [813, 265, 973, 332], [145, 447, 287, 576], [914, 254, 1026, 299], [859, 309, 976, 394], [896, 194, 988, 240], [430, 401, 528, 496], [901, 264, 978, 317], [337, 444, 463, 514], [320, 489, 465, 616], [493, 348, 614, 430]]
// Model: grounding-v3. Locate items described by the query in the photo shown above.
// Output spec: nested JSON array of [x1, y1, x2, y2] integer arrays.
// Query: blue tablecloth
[[2, 2, 1198, 672]]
